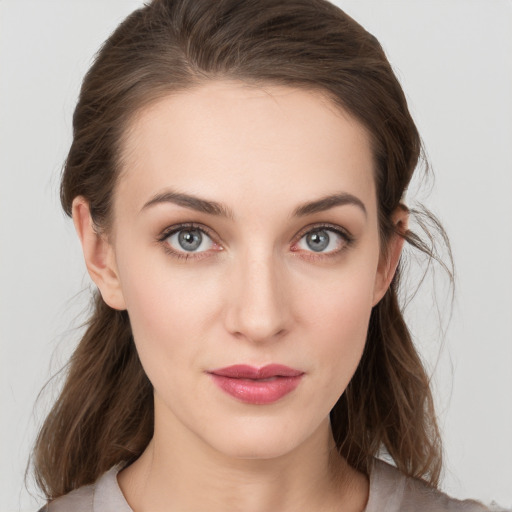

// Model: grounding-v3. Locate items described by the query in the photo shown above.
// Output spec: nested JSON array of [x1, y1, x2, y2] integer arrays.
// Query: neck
[[118, 407, 369, 512]]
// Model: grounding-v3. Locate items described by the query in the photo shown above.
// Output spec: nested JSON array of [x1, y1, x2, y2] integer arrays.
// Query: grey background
[[1, 1, 511, 510]]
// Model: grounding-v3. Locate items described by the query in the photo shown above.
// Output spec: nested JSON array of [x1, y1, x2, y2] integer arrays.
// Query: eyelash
[[157, 222, 217, 261], [292, 223, 354, 261], [157, 222, 354, 262]]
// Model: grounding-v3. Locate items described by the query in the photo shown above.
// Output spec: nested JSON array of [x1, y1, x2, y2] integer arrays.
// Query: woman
[[31, 0, 505, 510]]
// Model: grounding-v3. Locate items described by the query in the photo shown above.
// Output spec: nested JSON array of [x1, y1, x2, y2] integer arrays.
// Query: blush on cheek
[[310, 279, 374, 326], [123, 270, 215, 356], [313, 288, 372, 349]]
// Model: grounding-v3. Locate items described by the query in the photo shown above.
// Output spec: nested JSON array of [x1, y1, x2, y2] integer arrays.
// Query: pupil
[[178, 230, 202, 251], [307, 230, 329, 252]]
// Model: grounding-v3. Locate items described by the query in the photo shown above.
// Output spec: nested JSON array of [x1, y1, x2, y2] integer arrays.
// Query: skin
[[73, 80, 406, 512]]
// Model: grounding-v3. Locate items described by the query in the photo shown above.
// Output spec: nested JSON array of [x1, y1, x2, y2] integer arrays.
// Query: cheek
[[300, 266, 376, 379], [114, 248, 217, 374]]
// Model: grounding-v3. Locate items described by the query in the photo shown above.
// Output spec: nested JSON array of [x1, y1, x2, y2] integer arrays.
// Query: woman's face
[[84, 81, 395, 459]]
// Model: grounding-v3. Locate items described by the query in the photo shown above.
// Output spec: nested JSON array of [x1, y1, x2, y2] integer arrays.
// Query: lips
[[208, 364, 304, 404]]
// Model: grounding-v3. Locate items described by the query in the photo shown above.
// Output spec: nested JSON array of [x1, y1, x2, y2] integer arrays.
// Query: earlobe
[[372, 206, 408, 306], [72, 197, 126, 310]]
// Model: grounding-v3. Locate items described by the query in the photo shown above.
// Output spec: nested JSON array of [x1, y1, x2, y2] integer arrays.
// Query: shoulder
[[401, 476, 490, 512], [367, 459, 502, 512], [37, 465, 131, 512], [37, 483, 94, 512]]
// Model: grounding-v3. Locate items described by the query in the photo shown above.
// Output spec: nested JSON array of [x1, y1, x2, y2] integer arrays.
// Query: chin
[[200, 414, 326, 462]]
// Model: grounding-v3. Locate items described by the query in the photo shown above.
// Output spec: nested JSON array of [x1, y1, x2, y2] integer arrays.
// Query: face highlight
[[98, 81, 390, 460]]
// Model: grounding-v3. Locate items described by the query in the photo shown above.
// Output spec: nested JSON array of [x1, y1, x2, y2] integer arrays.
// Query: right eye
[[164, 227, 215, 254]]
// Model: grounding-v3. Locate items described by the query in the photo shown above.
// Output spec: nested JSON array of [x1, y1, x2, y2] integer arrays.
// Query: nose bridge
[[225, 245, 289, 343]]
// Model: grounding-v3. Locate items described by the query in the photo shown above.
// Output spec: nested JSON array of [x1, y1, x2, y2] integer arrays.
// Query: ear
[[72, 197, 126, 310], [372, 205, 409, 306]]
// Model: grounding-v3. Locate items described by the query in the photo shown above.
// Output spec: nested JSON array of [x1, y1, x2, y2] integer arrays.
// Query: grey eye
[[296, 228, 347, 254], [305, 230, 330, 252], [178, 229, 202, 251], [166, 228, 213, 253]]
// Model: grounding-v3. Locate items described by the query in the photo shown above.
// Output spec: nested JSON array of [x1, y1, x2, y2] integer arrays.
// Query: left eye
[[296, 228, 346, 253], [165, 228, 214, 253]]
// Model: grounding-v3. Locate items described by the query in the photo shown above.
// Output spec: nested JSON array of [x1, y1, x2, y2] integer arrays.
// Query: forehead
[[117, 80, 376, 219]]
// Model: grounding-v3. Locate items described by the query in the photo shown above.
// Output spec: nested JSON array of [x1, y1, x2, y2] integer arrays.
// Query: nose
[[223, 250, 291, 344]]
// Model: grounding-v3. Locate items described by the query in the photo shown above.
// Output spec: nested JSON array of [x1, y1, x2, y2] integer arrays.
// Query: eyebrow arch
[[141, 190, 235, 219], [141, 189, 366, 219], [292, 193, 367, 218]]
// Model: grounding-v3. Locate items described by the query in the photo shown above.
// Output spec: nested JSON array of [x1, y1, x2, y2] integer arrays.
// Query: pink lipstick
[[208, 364, 304, 404]]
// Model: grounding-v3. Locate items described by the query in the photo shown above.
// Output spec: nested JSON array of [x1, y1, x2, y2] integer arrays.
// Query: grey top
[[40, 459, 506, 512]]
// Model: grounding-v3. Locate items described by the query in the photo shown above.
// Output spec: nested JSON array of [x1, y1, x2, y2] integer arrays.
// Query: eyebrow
[[141, 189, 366, 219], [292, 192, 367, 218], [141, 190, 235, 219]]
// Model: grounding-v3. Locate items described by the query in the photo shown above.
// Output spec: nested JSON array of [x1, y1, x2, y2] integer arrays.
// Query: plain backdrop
[[1, 1, 511, 510]]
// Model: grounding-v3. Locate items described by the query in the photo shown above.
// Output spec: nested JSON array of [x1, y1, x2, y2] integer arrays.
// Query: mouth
[[207, 364, 304, 405]]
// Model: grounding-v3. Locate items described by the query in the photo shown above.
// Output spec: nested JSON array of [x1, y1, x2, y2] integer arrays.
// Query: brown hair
[[33, 0, 451, 500]]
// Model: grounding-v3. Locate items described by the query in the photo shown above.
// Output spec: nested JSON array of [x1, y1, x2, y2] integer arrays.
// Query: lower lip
[[209, 374, 303, 404]]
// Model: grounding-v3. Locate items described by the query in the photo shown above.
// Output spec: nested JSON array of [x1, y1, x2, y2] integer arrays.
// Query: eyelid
[[157, 222, 217, 243], [158, 222, 223, 260], [290, 222, 354, 258], [293, 222, 354, 244]]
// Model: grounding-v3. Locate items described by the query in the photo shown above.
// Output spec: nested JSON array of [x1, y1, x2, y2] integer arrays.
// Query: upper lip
[[209, 364, 304, 379]]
